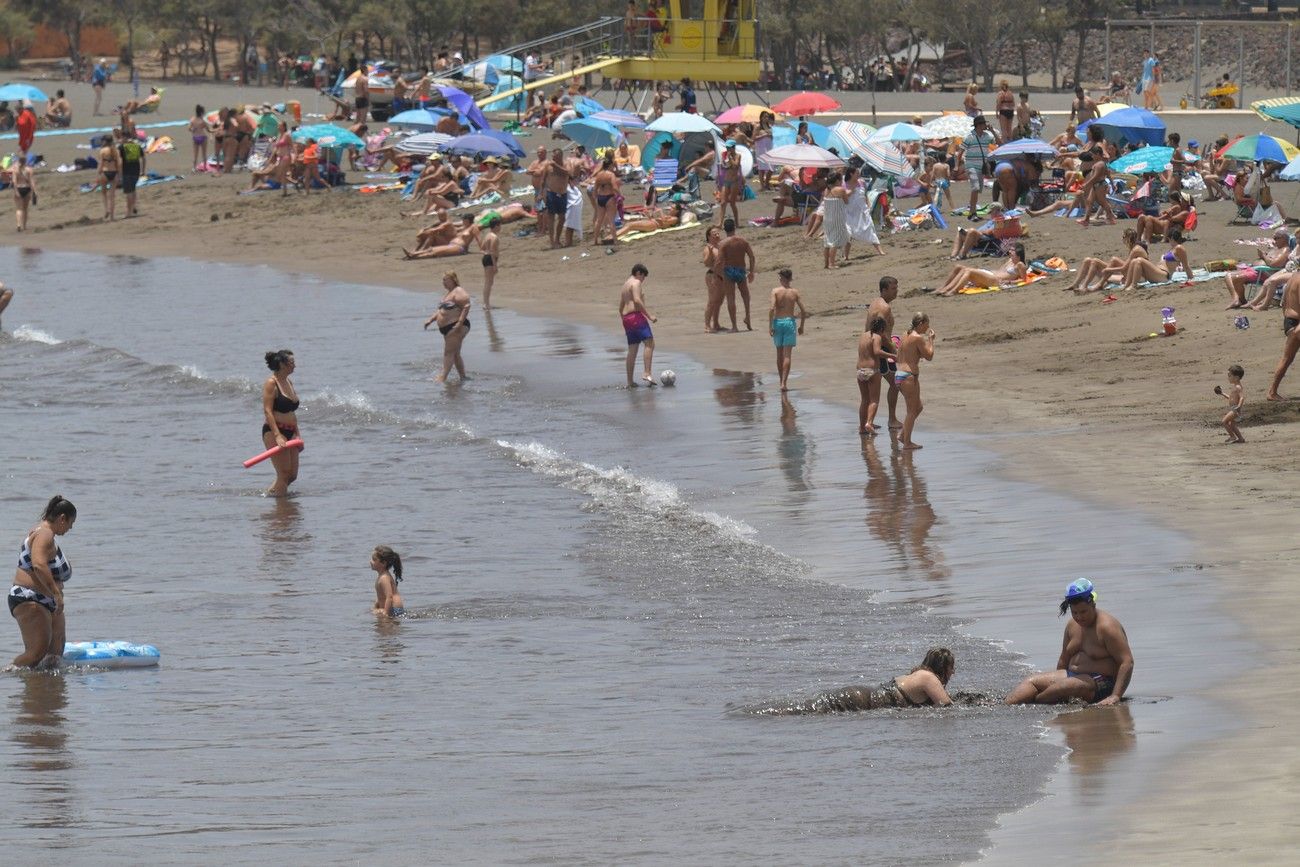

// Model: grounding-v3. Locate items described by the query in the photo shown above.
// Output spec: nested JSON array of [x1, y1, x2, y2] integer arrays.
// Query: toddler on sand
[[1214, 365, 1246, 444]]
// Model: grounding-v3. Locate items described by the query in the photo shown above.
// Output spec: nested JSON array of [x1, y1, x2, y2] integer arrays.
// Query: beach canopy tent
[[1078, 107, 1165, 147], [561, 118, 624, 151], [641, 131, 682, 172], [772, 121, 830, 148], [482, 74, 525, 113]]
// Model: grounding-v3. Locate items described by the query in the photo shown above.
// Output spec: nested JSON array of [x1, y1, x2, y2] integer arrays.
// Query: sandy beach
[[7, 77, 1300, 858]]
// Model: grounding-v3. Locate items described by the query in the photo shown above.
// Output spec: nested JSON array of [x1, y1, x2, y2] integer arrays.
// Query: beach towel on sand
[[616, 221, 699, 243], [956, 270, 1051, 295]]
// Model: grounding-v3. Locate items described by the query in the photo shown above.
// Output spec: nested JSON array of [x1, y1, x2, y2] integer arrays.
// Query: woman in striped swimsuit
[[9, 495, 76, 669]]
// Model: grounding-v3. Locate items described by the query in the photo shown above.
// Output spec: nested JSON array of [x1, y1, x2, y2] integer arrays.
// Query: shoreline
[[8, 80, 1300, 857]]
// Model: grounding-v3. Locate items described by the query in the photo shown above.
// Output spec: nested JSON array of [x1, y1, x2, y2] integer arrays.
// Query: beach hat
[[725, 139, 736, 148], [1064, 578, 1097, 604], [483, 156, 499, 164], [1188, 139, 1199, 149]]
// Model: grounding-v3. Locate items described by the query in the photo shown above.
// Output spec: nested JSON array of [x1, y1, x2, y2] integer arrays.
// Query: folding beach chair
[[651, 158, 679, 197]]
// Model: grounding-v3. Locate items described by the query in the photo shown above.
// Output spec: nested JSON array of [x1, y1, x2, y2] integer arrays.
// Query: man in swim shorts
[[768, 268, 807, 392], [543, 147, 573, 249], [1005, 578, 1134, 706], [718, 218, 755, 331], [867, 276, 903, 430], [1267, 273, 1300, 400], [619, 263, 657, 387]]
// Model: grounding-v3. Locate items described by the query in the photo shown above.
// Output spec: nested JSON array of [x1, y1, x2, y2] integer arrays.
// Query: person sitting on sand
[[1005, 578, 1133, 706], [1109, 240, 1193, 293], [746, 647, 956, 715], [403, 214, 479, 259], [935, 242, 1028, 296], [949, 202, 1014, 259], [1225, 230, 1291, 308], [1049, 124, 1083, 152], [615, 202, 693, 238], [406, 173, 465, 219], [44, 90, 72, 128], [1135, 191, 1191, 245], [1068, 232, 1147, 293], [469, 157, 511, 199], [120, 87, 162, 118]]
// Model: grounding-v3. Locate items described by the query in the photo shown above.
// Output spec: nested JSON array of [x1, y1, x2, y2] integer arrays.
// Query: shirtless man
[[1266, 273, 1300, 400], [402, 214, 478, 260], [542, 147, 572, 248], [1069, 86, 1099, 125], [718, 218, 755, 331], [45, 90, 72, 127], [526, 146, 550, 233], [768, 268, 808, 392], [590, 157, 619, 245], [412, 214, 460, 251], [619, 263, 657, 387], [1005, 578, 1134, 706], [867, 276, 903, 430], [480, 216, 501, 309]]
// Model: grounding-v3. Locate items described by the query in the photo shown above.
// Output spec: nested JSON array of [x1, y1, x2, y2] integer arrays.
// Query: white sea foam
[[498, 439, 760, 542], [12, 325, 62, 345], [310, 388, 377, 413]]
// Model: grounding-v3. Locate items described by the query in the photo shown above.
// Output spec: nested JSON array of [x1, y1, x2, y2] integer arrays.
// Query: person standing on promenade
[[895, 312, 935, 450], [769, 268, 807, 392], [1140, 50, 1162, 111], [1266, 274, 1300, 400], [867, 276, 903, 430], [91, 58, 108, 116], [9, 495, 76, 669], [619, 264, 657, 387], [1005, 579, 1134, 706], [1070, 86, 1099, 126], [480, 217, 501, 309], [718, 218, 755, 331]]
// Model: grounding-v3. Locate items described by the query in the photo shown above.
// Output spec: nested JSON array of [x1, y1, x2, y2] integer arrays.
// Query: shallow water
[[0, 248, 1240, 864]]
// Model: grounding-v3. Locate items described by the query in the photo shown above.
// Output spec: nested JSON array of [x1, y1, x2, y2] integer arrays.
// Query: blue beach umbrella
[[292, 123, 364, 149], [587, 109, 646, 129], [1108, 146, 1181, 175], [474, 128, 525, 158], [389, 107, 454, 131], [573, 95, 607, 116], [0, 83, 48, 103], [436, 85, 491, 131], [559, 117, 624, 151], [1079, 107, 1165, 147], [1251, 96, 1300, 129], [646, 112, 721, 135], [774, 120, 830, 148], [445, 132, 515, 159]]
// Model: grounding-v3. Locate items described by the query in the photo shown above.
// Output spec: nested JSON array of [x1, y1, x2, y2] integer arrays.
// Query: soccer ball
[[659, 370, 677, 387]]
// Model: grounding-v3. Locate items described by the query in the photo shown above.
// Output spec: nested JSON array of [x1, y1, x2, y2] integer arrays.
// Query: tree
[[111, 0, 160, 71], [0, 7, 36, 67], [16, 0, 100, 70], [912, 0, 1038, 87]]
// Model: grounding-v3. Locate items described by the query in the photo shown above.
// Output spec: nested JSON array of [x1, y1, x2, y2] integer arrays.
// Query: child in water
[[371, 546, 405, 617], [1214, 364, 1246, 444]]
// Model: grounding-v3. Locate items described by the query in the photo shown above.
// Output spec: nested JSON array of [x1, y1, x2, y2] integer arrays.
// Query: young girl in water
[[371, 546, 405, 618]]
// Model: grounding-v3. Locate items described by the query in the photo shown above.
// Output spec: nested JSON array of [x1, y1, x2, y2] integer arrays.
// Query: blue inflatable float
[[63, 641, 160, 669]]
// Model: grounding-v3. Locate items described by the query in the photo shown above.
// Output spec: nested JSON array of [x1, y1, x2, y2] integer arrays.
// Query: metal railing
[[440, 18, 627, 82]]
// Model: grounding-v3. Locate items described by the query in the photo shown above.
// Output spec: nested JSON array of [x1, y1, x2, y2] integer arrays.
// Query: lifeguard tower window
[[681, 0, 704, 18]]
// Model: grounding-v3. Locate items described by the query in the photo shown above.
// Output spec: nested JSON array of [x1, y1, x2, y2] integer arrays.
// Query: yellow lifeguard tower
[[476, 1, 762, 109]]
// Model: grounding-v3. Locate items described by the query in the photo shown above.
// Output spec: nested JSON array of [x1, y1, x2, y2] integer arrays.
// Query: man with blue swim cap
[[1004, 578, 1134, 706]]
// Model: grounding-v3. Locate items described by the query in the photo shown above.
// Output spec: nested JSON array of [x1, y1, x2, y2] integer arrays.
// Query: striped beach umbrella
[[827, 120, 877, 156], [1218, 133, 1299, 164], [757, 143, 844, 169], [394, 131, 454, 155]]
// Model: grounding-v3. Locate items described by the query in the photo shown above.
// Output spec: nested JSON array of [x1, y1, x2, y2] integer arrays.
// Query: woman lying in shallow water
[[743, 647, 958, 715]]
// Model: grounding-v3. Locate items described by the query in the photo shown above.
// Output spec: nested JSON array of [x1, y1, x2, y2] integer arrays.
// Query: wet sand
[[7, 79, 1300, 858]]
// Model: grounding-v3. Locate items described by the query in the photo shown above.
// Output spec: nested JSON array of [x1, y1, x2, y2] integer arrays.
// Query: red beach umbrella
[[771, 91, 842, 117]]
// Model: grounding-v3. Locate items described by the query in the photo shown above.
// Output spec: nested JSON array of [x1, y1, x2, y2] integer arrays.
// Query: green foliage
[[0, 6, 36, 65]]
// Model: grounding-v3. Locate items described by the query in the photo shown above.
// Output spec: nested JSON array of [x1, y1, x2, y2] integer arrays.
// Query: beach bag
[[1204, 259, 1238, 272], [1183, 208, 1198, 231], [991, 216, 1022, 239]]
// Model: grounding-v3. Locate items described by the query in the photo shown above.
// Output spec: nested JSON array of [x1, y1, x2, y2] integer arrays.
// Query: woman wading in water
[[260, 349, 302, 497], [8, 496, 76, 669], [746, 648, 956, 714]]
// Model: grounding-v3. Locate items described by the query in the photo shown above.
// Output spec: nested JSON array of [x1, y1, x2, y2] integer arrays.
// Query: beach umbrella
[[474, 128, 525, 158], [991, 138, 1056, 157], [1078, 107, 1165, 147], [1108, 146, 1190, 175], [436, 84, 490, 131], [855, 137, 914, 177], [482, 73, 524, 113], [445, 132, 515, 159], [389, 107, 455, 131], [869, 122, 927, 143], [771, 91, 841, 116], [292, 123, 364, 148], [714, 104, 769, 125], [484, 53, 524, 73], [395, 132, 455, 155], [1251, 96, 1300, 128], [646, 111, 721, 134], [1095, 102, 1128, 117], [757, 143, 844, 169], [573, 95, 607, 116], [827, 120, 878, 156], [560, 117, 624, 151], [919, 114, 972, 139], [587, 109, 646, 129], [1279, 153, 1300, 180], [0, 83, 48, 103], [1218, 133, 1299, 164]]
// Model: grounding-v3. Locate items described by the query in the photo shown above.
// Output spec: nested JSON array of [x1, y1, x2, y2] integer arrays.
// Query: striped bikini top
[[17, 532, 72, 584]]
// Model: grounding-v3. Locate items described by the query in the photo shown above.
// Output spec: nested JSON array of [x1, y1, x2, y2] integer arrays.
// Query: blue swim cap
[[1064, 578, 1097, 603]]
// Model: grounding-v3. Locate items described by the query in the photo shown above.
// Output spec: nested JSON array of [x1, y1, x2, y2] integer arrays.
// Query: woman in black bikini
[[11, 160, 34, 232], [743, 647, 957, 714], [9, 495, 76, 669], [261, 349, 301, 497], [97, 136, 119, 221], [423, 271, 471, 383]]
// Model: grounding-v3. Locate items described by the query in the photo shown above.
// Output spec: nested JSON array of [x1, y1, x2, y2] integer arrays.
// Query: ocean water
[[0, 248, 1239, 865]]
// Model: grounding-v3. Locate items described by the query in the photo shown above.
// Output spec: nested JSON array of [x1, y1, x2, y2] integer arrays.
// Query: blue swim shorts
[[772, 316, 797, 348]]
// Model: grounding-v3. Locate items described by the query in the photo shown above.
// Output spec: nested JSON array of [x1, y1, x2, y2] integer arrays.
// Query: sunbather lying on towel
[[937, 242, 1029, 296], [402, 213, 480, 259], [616, 203, 695, 238]]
